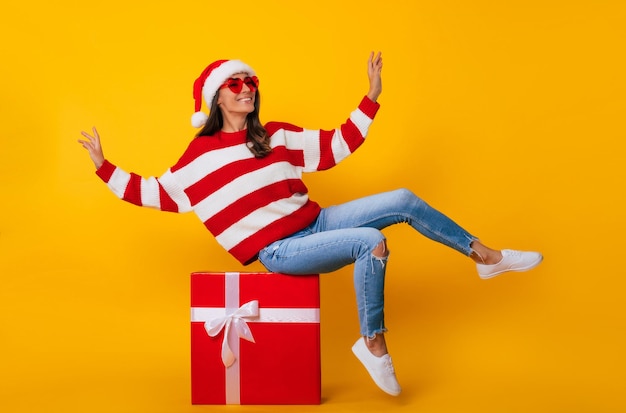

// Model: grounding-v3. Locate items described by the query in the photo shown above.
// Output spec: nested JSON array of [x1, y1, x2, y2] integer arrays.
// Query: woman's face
[[216, 72, 257, 117]]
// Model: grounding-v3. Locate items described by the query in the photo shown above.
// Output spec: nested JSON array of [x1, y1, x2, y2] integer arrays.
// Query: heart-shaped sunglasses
[[219, 76, 259, 94]]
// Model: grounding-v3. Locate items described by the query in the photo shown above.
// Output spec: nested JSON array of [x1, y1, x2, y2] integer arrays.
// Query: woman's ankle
[[470, 241, 503, 265], [365, 334, 388, 357]]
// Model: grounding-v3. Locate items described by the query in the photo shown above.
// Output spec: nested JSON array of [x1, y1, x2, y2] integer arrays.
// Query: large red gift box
[[190, 272, 321, 404]]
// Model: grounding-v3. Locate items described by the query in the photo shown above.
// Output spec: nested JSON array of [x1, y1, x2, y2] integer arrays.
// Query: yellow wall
[[1, 1, 625, 412]]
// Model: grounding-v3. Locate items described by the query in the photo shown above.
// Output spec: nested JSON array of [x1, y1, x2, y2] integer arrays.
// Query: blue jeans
[[258, 188, 476, 337]]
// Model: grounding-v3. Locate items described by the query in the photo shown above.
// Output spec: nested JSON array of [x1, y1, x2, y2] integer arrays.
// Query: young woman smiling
[[78, 52, 542, 397]]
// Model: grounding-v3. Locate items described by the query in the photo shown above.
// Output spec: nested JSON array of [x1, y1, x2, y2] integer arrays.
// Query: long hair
[[195, 91, 272, 158]]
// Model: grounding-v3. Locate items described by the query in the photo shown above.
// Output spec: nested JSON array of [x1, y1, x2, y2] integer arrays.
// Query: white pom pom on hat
[[190, 111, 209, 128], [191, 59, 256, 128]]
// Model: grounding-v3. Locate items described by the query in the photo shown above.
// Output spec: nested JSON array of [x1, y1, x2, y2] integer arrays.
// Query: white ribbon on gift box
[[204, 299, 258, 368], [190, 272, 320, 404]]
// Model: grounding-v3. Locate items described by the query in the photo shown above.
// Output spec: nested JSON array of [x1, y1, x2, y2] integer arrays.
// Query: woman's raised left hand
[[367, 51, 383, 102]]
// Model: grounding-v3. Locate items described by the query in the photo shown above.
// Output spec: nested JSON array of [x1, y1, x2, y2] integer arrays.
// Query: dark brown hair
[[195, 91, 272, 158]]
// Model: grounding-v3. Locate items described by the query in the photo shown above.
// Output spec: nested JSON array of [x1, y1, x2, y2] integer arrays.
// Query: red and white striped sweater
[[96, 96, 380, 264]]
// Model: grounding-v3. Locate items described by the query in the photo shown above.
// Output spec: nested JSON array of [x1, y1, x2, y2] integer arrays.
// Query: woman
[[78, 52, 542, 396]]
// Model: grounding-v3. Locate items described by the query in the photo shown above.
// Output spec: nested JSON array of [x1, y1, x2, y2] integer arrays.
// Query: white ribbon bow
[[205, 300, 259, 367]]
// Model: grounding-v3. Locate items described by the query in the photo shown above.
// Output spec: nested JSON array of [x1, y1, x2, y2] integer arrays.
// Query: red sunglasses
[[219, 76, 259, 94]]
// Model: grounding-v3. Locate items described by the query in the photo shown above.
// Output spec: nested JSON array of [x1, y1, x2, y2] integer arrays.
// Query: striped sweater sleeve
[[95, 160, 192, 213], [268, 96, 380, 172]]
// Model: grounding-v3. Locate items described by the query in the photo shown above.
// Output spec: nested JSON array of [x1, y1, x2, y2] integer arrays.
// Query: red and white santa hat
[[191, 59, 256, 128]]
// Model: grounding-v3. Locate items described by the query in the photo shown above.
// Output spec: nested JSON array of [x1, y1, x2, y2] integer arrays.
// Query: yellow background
[[1, 1, 625, 412]]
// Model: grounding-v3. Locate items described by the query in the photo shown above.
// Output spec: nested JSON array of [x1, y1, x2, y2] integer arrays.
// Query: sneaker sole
[[479, 255, 543, 279]]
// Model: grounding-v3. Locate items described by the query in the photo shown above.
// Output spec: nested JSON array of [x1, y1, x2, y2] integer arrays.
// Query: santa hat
[[191, 59, 256, 128]]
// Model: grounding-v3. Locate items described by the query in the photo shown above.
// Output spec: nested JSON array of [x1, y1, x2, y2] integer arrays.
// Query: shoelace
[[383, 356, 396, 375], [503, 249, 522, 259]]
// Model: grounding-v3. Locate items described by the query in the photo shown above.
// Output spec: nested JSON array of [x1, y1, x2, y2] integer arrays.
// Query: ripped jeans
[[257, 188, 476, 338]]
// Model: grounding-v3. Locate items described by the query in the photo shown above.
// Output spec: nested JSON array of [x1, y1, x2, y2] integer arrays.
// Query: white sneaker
[[477, 249, 543, 279], [351, 338, 401, 396]]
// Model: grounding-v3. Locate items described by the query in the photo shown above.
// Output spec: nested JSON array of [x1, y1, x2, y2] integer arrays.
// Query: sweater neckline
[[220, 129, 247, 136], [218, 129, 247, 142]]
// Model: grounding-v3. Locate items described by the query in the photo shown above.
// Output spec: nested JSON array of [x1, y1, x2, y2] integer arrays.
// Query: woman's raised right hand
[[78, 127, 105, 169]]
